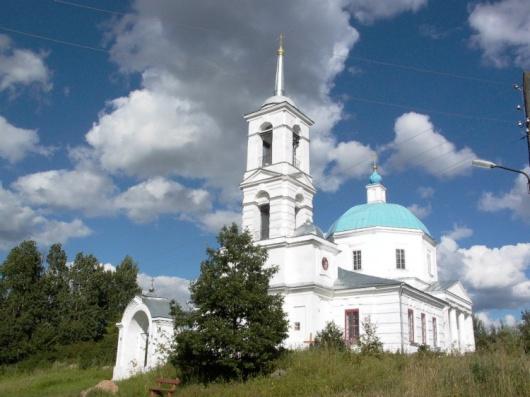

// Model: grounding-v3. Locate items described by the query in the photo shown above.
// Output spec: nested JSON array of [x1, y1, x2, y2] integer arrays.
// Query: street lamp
[[472, 159, 530, 194]]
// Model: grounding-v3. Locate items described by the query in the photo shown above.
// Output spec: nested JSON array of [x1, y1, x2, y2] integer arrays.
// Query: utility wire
[[2, 4, 525, 243], [0, 25, 515, 126], [54, 0, 511, 86], [0, 22, 518, 191]]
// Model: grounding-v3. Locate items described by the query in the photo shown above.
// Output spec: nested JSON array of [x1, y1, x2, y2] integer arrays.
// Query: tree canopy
[[171, 224, 288, 382], [0, 241, 141, 366]]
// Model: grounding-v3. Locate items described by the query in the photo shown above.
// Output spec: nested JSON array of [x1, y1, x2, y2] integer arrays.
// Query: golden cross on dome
[[372, 151, 378, 171]]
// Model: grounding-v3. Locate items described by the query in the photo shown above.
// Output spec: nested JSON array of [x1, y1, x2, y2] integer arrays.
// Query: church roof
[[327, 202, 431, 238], [293, 220, 325, 238], [262, 94, 296, 108], [424, 280, 459, 292], [334, 267, 402, 289], [142, 295, 172, 319]]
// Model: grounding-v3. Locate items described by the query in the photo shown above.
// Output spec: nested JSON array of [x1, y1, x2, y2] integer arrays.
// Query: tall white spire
[[274, 34, 285, 96], [262, 34, 296, 108]]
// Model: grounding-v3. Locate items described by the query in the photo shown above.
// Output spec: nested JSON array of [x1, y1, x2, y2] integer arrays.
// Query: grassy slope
[[1, 349, 529, 397]]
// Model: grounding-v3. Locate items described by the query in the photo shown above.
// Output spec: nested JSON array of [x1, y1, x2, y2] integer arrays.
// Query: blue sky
[[1, 0, 529, 326]]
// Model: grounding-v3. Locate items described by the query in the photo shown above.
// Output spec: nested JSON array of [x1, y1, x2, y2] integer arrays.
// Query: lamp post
[[472, 159, 530, 194]]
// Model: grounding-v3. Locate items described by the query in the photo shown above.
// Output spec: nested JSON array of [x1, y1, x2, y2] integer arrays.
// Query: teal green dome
[[369, 170, 382, 184], [327, 203, 431, 237]]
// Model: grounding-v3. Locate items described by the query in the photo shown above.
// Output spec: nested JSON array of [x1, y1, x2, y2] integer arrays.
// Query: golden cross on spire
[[372, 151, 378, 171], [277, 34, 285, 55]]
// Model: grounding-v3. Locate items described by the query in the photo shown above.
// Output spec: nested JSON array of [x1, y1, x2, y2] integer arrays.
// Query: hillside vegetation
[[1, 347, 529, 396]]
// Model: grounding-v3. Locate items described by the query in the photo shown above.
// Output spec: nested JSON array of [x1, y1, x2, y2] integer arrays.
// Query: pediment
[[241, 168, 314, 188], [426, 280, 472, 304], [447, 281, 472, 302], [241, 168, 283, 185], [290, 171, 314, 187]]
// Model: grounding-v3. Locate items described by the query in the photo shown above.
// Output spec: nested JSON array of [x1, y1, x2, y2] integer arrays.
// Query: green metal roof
[[327, 202, 431, 238]]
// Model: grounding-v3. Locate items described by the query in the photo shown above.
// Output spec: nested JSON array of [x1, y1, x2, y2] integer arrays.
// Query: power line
[[54, 0, 511, 86], [0, 25, 515, 126], [2, 5, 525, 234], [0, 25, 266, 86]]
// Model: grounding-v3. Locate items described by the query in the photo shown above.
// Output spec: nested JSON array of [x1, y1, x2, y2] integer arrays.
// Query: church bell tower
[[240, 36, 316, 241]]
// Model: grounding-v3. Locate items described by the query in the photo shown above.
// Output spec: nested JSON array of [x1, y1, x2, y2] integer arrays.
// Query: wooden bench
[[149, 378, 180, 397]]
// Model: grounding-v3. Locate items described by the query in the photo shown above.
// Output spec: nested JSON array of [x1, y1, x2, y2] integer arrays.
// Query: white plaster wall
[[145, 318, 173, 370], [333, 227, 437, 284]]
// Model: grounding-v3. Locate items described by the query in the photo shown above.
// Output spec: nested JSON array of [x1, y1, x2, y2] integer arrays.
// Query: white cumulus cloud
[[0, 34, 52, 92], [477, 165, 530, 223], [384, 112, 476, 177], [0, 183, 91, 250], [115, 177, 212, 224], [0, 116, 50, 163], [437, 224, 530, 312], [344, 0, 428, 24], [13, 168, 116, 216], [468, 0, 530, 68], [137, 273, 191, 306]]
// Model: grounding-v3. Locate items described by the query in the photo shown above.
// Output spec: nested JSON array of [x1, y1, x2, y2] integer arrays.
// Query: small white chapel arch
[[112, 294, 173, 380]]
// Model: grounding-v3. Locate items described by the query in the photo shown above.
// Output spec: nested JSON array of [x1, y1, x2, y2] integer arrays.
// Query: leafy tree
[[171, 224, 288, 382], [34, 243, 71, 347], [0, 240, 142, 366], [358, 315, 383, 355], [67, 252, 113, 342], [110, 255, 142, 316], [0, 241, 45, 363], [314, 321, 346, 351], [488, 322, 523, 355], [473, 314, 489, 351]]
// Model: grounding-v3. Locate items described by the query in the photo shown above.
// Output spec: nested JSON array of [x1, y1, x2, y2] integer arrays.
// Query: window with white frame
[[432, 317, 437, 347], [421, 313, 426, 345], [353, 250, 362, 270], [396, 249, 406, 269], [345, 309, 360, 342], [408, 309, 414, 343]]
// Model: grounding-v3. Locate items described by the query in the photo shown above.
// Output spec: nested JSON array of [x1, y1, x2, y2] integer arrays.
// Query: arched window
[[256, 191, 270, 240], [294, 193, 304, 229], [292, 125, 301, 168], [259, 204, 270, 240], [260, 123, 273, 167]]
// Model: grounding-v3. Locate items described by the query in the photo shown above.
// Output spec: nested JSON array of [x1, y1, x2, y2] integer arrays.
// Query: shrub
[[358, 315, 383, 355], [314, 321, 346, 351]]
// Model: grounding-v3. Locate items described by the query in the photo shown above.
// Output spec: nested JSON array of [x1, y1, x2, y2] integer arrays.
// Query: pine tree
[[171, 224, 288, 382]]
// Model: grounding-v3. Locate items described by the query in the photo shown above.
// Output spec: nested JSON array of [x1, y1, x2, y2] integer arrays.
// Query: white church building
[[114, 39, 475, 380]]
